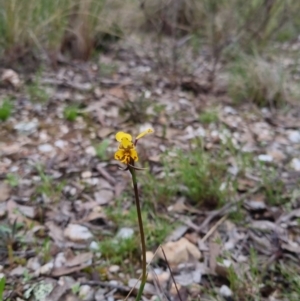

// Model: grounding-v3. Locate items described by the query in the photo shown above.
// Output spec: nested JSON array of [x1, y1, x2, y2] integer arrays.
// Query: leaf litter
[[0, 36, 300, 301]]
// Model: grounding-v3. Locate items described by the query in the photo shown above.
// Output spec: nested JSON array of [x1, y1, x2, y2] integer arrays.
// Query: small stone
[[89, 241, 99, 251], [267, 149, 285, 162], [157, 238, 201, 265], [0, 183, 10, 202], [58, 276, 76, 287], [69, 187, 77, 196], [14, 121, 38, 134], [258, 154, 273, 162], [224, 106, 236, 114], [116, 227, 134, 240], [0, 208, 7, 218], [79, 285, 94, 301], [27, 257, 41, 271], [219, 285, 232, 297], [170, 282, 181, 295], [54, 140, 66, 149], [291, 158, 300, 171], [244, 200, 266, 210], [288, 130, 300, 143], [39, 261, 54, 275], [81, 171, 92, 179], [10, 265, 27, 276], [85, 146, 96, 156], [38, 144, 54, 153], [148, 270, 170, 284], [236, 255, 248, 262], [1, 69, 21, 88], [95, 288, 107, 301], [94, 190, 114, 205], [222, 259, 232, 268], [109, 265, 120, 273], [146, 251, 154, 264], [54, 252, 66, 268], [64, 224, 93, 242], [98, 179, 112, 190], [0, 273, 4, 279]]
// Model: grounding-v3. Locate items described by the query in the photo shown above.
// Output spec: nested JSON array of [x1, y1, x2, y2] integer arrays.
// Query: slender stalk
[[129, 166, 147, 301]]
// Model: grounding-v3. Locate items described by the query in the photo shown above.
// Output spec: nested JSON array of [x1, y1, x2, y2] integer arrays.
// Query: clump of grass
[[173, 149, 228, 208], [98, 236, 138, 265], [26, 78, 49, 103], [5, 173, 19, 187], [199, 109, 218, 124], [259, 163, 286, 206], [141, 148, 228, 209], [141, 0, 300, 80], [141, 166, 177, 207], [95, 139, 110, 161], [0, 221, 23, 265], [99, 62, 117, 77], [142, 0, 300, 49], [120, 94, 151, 124], [0, 98, 13, 121], [63, 105, 80, 121], [280, 263, 300, 300], [0, 0, 135, 61], [228, 55, 296, 107], [35, 165, 65, 202], [105, 197, 174, 249]]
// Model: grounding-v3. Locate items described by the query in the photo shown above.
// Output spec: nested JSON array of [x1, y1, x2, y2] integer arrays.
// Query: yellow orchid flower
[[114, 128, 154, 165], [115, 132, 134, 149], [114, 147, 138, 164]]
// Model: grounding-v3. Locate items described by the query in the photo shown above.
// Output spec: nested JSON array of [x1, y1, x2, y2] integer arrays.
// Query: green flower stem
[[129, 166, 147, 301]]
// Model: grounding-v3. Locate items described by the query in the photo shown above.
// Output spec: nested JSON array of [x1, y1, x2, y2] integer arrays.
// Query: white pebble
[[38, 144, 54, 153], [291, 158, 300, 171], [258, 154, 273, 162], [219, 285, 232, 297]]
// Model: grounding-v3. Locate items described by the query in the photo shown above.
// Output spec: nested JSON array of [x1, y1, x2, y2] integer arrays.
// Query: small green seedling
[[0, 98, 13, 121], [71, 283, 81, 295], [0, 276, 5, 301], [26, 81, 48, 103], [199, 109, 218, 124], [5, 173, 19, 187], [99, 236, 138, 265], [63, 105, 80, 121], [95, 139, 110, 160]]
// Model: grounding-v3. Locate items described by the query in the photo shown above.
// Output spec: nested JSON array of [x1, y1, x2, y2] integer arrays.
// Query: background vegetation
[[1, 0, 300, 300]]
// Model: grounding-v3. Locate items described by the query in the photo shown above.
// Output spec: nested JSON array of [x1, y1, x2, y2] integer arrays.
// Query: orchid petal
[[116, 132, 132, 142], [136, 128, 154, 140]]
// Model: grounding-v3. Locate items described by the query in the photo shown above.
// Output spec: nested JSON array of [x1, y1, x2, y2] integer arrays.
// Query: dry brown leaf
[[51, 262, 92, 277], [157, 238, 201, 265], [1, 69, 21, 88], [237, 178, 256, 191], [65, 252, 93, 267], [64, 224, 93, 242], [46, 221, 65, 244], [18, 204, 37, 219], [43, 283, 70, 301], [7, 199, 27, 224], [97, 127, 113, 139], [82, 210, 107, 224], [0, 183, 10, 202], [108, 86, 126, 99], [208, 231, 222, 274], [94, 189, 114, 205]]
